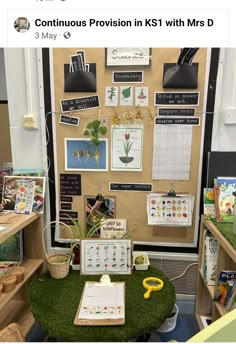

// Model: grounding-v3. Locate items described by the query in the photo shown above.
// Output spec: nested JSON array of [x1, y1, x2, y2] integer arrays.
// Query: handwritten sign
[[105, 48, 151, 67], [60, 174, 81, 195], [60, 95, 100, 113], [109, 182, 152, 192], [112, 71, 143, 83], [158, 108, 195, 116], [100, 219, 127, 239], [154, 92, 199, 106]]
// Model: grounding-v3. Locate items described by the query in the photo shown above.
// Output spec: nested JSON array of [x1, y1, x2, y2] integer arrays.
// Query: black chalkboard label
[[61, 202, 72, 210], [60, 196, 73, 202], [59, 210, 78, 219], [60, 174, 81, 196], [155, 117, 200, 125], [59, 218, 76, 226], [154, 92, 199, 106], [59, 115, 80, 126], [109, 182, 152, 192], [158, 108, 195, 116], [112, 71, 143, 83], [60, 95, 100, 113]]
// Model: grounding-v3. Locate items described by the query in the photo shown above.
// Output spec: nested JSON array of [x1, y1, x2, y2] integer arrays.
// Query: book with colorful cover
[[12, 168, 45, 177], [214, 270, 236, 301], [220, 279, 234, 305], [1, 176, 45, 214], [14, 179, 35, 214], [203, 188, 215, 219], [225, 280, 236, 310], [214, 177, 236, 222], [205, 235, 219, 286]]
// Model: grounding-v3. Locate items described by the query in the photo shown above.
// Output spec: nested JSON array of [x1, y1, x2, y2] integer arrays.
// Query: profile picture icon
[[14, 17, 30, 33]]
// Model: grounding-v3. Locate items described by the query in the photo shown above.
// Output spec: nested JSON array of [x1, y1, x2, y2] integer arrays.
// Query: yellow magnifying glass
[[143, 277, 164, 299]]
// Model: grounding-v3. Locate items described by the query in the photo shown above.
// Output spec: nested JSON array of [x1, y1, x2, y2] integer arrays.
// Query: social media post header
[[6, 9, 229, 47]]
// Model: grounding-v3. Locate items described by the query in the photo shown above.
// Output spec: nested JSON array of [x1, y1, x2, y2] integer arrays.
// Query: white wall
[[4, 48, 45, 169], [212, 48, 236, 151]]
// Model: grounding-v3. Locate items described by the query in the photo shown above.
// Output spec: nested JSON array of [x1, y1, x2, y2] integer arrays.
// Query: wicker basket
[[2, 274, 17, 293], [0, 282, 3, 297], [9, 266, 25, 283], [42, 221, 75, 279]]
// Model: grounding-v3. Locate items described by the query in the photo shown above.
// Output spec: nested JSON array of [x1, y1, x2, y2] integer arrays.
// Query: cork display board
[[51, 48, 207, 247]]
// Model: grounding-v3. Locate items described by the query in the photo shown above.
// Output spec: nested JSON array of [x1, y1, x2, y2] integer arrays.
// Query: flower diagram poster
[[111, 125, 143, 171]]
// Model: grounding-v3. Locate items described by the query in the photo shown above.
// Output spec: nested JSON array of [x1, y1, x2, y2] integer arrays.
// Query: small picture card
[[105, 86, 119, 106], [120, 86, 133, 106], [135, 87, 149, 106], [100, 219, 127, 238], [70, 51, 85, 72]]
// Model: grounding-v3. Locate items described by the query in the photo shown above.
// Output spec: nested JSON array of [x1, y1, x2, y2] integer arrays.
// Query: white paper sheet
[[78, 282, 125, 320], [152, 124, 192, 180]]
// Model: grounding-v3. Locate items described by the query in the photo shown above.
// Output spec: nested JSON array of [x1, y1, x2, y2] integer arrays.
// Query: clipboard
[[74, 281, 125, 326], [147, 191, 194, 226]]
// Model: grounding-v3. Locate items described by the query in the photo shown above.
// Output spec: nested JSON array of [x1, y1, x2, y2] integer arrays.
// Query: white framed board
[[80, 238, 132, 275]]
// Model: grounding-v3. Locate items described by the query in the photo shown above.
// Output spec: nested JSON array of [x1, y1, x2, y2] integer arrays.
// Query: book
[[205, 235, 219, 286], [12, 168, 45, 177], [214, 177, 236, 222], [1, 176, 46, 214], [203, 188, 215, 219], [214, 270, 236, 301], [220, 279, 234, 305], [225, 280, 236, 310], [14, 179, 35, 214], [201, 229, 209, 281]]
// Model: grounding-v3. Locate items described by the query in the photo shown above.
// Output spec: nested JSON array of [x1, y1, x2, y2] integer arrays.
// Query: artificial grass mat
[[28, 266, 175, 342], [211, 219, 236, 249]]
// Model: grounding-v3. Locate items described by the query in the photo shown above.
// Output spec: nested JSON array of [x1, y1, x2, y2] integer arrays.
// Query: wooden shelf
[[198, 269, 214, 298], [214, 301, 227, 317], [0, 213, 44, 335], [0, 213, 40, 244], [0, 259, 43, 310], [195, 216, 236, 325], [2, 299, 35, 336]]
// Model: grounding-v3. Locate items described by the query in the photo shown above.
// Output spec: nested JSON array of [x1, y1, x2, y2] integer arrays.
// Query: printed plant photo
[[65, 138, 108, 171], [85, 195, 116, 235]]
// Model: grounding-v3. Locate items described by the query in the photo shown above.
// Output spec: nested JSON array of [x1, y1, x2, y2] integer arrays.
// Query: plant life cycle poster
[[147, 193, 194, 226], [111, 124, 143, 171]]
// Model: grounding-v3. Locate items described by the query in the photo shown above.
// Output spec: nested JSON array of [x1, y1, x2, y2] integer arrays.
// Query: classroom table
[[28, 266, 175, 342]]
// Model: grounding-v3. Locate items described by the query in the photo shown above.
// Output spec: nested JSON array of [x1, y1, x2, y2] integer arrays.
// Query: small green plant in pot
[[65, 214, 105, 267]]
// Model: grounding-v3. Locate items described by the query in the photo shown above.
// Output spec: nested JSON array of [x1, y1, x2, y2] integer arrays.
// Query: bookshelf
[[196, 216, 236, 329], [0, 213, 44, 336]]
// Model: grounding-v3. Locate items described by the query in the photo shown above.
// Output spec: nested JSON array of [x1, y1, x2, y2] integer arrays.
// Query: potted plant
[[65, 211, 106, 270]]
